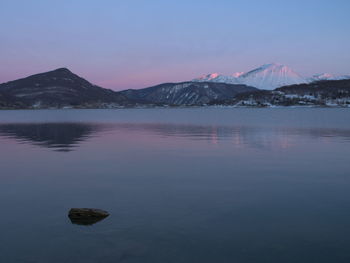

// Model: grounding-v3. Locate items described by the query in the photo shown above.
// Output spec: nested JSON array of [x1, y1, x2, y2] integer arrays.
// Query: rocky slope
[[120, 81, 257, 105]]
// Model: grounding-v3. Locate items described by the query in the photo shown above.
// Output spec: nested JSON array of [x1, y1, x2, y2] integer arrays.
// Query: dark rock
[[69, 208, 109, 218], [68, 208, 109, 225]]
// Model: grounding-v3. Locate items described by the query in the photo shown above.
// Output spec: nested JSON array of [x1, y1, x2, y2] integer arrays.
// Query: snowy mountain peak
[[194, 72, 245, 83], [308, 73, 350, 82], [193, 73, 239, 84], [196, 73, 222, 81], [193, 63, 350, 90], [193, 63, 306, 90], [232, 72, 244, 78], [313, 73, 334, 80], [238, 63, 306, 89], [240, 63, 300, 78], [252, 62, 283, 70]]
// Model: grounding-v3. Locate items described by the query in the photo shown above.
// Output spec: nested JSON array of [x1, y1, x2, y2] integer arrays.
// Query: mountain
[[210, 79, 350, 107], [308, 73, 350, 82], [194, 73, 243, 84], [238, 63, 307, 90], [0, 68, 130, 109], [1, 66, 349, 109], [308, 73, 335, 82], [277, 78, 350, 94], [194, 63, 307, 90], [120, 81, 257, 105]]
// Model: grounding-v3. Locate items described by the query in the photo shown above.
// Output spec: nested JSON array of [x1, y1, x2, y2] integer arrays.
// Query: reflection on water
[[1, 122, 350, 152], [0, 123, 100, 152], [68, 216, 108, 226], [106, 123, 350, 148]]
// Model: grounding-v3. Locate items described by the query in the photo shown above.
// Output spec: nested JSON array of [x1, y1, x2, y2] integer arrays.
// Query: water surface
[[1, 108, 350, 263]]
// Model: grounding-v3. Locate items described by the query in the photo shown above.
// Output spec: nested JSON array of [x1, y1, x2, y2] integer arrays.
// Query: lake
[[1, 108, 350, 263]]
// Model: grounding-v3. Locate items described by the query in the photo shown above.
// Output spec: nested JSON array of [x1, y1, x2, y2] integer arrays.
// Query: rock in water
[[68, 208, 109, 218], [68, 208, 109, 225]]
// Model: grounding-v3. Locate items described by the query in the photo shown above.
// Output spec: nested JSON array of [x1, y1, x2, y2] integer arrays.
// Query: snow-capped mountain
[[309, 73, 335, 81], [195, 73, 239, 84], [238, 63, 307, 90], [232, 72, 245, 78], [193, 63, 307, 90], [308, 73, 350, 82], [194, 63, 350, 90]]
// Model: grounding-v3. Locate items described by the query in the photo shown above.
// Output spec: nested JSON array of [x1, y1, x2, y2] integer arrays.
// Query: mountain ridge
[[208, 79, 350, 107], [193, 63, 350, 90], [1, 66, 350, 109], [120, 81, 257, 105]]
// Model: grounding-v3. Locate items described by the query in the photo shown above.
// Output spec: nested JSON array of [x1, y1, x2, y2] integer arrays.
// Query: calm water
[[1, 108, 350, 263]]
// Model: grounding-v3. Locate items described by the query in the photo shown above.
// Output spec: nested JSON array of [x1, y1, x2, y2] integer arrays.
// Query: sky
[[0, 0, 350, 90]]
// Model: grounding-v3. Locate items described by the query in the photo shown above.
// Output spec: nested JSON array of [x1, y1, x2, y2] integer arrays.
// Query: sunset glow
[[1, 0, 349, 90]]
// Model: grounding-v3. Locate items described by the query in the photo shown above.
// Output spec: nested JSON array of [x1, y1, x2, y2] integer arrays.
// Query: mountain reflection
[[108, 123, 350, 150], [0, 123, 99, 152], [0, 122, 350, 152]]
